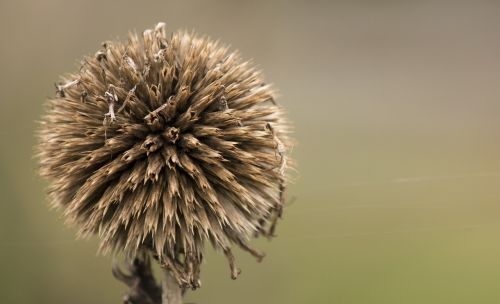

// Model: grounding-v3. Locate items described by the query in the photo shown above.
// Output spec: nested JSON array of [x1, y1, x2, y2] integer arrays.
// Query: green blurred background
[[2, 0, 500, 303]]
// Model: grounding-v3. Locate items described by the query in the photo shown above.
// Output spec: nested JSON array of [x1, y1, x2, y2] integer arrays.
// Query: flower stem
[[162, 268, 183, 304]]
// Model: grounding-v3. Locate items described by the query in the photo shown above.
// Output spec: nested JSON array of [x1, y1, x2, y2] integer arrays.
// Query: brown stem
[[162, 268, 183, 304]]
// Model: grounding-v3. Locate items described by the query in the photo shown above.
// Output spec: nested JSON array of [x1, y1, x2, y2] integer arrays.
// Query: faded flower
[[38, 23, 292, 289]]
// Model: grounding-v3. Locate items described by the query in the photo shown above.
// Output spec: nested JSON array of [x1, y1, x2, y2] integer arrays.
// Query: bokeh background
[[2, 0, 500, 303]]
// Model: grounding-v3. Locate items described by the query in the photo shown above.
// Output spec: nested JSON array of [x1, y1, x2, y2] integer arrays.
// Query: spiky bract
[[38, 23, 291, 288]]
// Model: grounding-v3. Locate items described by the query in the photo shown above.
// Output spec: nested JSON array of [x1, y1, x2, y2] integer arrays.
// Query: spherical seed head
[[37, 23, 292, 287]]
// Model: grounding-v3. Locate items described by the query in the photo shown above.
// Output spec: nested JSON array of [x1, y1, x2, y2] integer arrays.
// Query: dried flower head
[[37, 23, 291, 288]]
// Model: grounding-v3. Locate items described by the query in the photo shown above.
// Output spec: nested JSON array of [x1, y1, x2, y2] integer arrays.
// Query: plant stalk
[[162, 268, 183, 304]]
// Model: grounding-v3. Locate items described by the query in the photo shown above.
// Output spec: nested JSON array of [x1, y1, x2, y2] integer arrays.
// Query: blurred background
[[2, 0, 500, 303]]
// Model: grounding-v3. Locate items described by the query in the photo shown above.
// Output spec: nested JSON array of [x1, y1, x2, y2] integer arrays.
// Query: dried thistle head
[[37, 22, 292, 288]]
